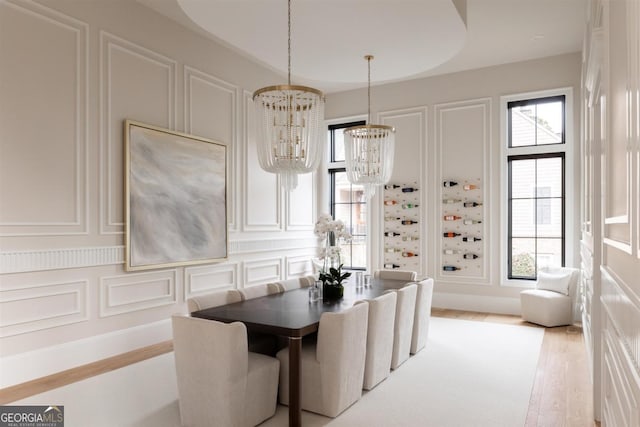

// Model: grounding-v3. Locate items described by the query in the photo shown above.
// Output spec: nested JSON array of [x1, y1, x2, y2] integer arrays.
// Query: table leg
[[288, 336, 302, 427]]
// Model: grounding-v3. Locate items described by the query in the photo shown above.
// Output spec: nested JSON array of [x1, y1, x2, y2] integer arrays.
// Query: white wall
[[0, 0, 316, 386], [326, 52, 583, 314]]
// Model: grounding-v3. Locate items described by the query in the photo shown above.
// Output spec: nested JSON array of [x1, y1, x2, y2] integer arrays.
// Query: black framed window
[[508, 95, 565, 148], [328, 122, 366, 270]]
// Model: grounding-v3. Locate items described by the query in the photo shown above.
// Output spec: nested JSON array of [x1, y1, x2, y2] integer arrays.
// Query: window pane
[[536, 101, 563, 145], [511, 238, 536, 278], [536, 238, 562, 270], [333, 128, 345, 162], [511, 199, 535, 237], [333, 172, 351, 203], [511, 159, 535, 198], [536, 157, 562, 197], [537, 199, 562, 237], [350, 235, 367, 269], [510, 105, 536, 147]]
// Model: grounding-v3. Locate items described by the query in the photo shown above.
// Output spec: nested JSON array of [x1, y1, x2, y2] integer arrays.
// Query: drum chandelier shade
[[252, 0, 325, 191], [344, 55, 395, 199]]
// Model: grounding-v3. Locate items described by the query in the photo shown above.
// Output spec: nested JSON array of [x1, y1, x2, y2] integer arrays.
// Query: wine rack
[[441, 178, 483, 275], [383, 182, 420, 272]]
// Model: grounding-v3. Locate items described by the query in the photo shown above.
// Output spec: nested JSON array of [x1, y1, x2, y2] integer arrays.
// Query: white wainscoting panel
[[286, 255, 314, 278], [184, 262, 238, 299], [184, 65, 238, 231], [100, 270, 177, 317], [243, 257, 282, 287], [286, 171, 315, 231], [0, 0, 88, 236], [242, 91, 281, 231], [0, 280, 88, 337], [434, 98, 491, 284], [99, 31, 177, 235], [0, 246, 123, 274]]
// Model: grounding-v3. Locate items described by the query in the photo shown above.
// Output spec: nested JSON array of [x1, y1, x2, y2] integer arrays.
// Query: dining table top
[[190, 277, 412, 337]]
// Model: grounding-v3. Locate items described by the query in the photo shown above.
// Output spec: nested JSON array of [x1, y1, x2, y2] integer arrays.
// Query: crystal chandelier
[[344, 55, 395, 199], [252, 0, 325, 191]]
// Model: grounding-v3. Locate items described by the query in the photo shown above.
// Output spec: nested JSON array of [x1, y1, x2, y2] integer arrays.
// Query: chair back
[[356, 292, 397, 390], [410, 278, 434, 354], [238, 283, 282, 301], [387, 284, 417, 369], [374, 269, 417, 281], [316, 302, 369, 416], [540, 266, 581, 322], [172, 315, 248, 427], [274, 276, 314, 292], [187, 289, 242, 313]]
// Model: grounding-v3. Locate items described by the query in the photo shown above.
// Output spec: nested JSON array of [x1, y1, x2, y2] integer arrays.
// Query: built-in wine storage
[[383, 182, 420, 272]]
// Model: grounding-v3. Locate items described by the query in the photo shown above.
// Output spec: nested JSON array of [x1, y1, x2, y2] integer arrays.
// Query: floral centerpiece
[[314, 213, 352, 300]]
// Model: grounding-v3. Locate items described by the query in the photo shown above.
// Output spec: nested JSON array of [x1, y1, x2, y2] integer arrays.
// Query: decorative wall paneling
[[184, 66, 239, 231], [183, 262, 238, 300], [242, 257, 283, 288], [99, 31, 177, 235], [0, 280, 88, 338], [0, 0, 88, 237], [286, 172, 315, 231], [434, 99, 491, 284], [99, 270, 177, 317], [285, 255, 314, 278]]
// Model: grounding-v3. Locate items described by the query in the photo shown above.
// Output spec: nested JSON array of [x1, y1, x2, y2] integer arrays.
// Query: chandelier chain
[[287, 0, 291, 85], [367, 56, 371, 124]]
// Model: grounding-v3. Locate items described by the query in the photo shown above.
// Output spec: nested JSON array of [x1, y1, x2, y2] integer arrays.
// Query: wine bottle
[[384, 184, 400, 189], [401, 219, 418, 225], [443, 249, 462, 255], [384, 200, 398, 206], [385, 216, 401, 221], [443, 198, 462, 204], [384, 263, 400, 269], [385, 247, 402, 253], [443, 215, 462, 221], [402, 251, 418, 257], [463, 201, 482, 207], [401, 187, 418, 193], [462, 236, 482, 242], [443, 181, 458, 187], [384, 231, 401, 237], [463, 219, 482, 225], [443, 265, 461, 271], [443, 232, 461, 238], [463, 253, 479, 259], [402, 203, 419, 209], [402, 235, 419, 241], [463, 184, 479, 190]]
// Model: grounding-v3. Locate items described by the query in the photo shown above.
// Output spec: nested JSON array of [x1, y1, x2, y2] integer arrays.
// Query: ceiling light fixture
[[252, 0, 325, 191], [344, 55, 395, 199]]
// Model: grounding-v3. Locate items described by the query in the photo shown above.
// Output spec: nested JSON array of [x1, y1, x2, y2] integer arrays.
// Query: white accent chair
[[172, 315, 280, 427], [276, 302, 369, 418], [520, 267, 580, 327], [374, 269, 418, 281], [274, 275, 315, 292], [411, 278, 434, 354], [385, 284, 418, 369], [355, 292, 397, 390], [238, 283, 282, 301], [187, 289, 241, 313]]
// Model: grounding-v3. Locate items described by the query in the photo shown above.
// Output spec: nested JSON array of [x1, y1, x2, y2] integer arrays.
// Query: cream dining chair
[[410, 278, 434, 354], [355, 292, 397, 390], [187, 289, 241, 313], [172, 315, 280, 427], [237, 283, 282, 300], [385, 283, 418, 369], [276, 302, 369, 417], [374, 269, 418, 281], [273, 275, 315, 292]]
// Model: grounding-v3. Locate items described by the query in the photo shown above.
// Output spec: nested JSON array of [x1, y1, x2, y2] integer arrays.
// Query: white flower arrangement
[[314, 213, 352, 243]]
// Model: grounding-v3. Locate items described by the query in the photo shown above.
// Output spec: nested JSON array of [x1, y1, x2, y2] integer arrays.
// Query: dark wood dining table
[[190, 277, 411, 427]]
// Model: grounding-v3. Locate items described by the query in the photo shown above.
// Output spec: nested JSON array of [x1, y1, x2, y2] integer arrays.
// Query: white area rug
[[16, 317, 543, 427]]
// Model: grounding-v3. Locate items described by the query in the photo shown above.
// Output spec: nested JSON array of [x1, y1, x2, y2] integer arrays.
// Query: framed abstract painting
[[124, 120, 228, 271]]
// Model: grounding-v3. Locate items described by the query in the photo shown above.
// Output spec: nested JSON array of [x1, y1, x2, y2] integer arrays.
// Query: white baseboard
[[0, 319, 172, 388], [433, 292, 521, 316]]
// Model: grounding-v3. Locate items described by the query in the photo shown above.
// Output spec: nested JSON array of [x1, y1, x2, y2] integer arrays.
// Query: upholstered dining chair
[[172, 315, 280, 427], [410, 278, 434, 354], [520, 267, 580, 327], [355, 292, 397, 390], [385, 283, 418, 369], [374, 269, 418, 281], [238, 283, 282, 301], [273, 275, 315, 292], [186, 289, 241, 313], [276, 302, 369, 418]]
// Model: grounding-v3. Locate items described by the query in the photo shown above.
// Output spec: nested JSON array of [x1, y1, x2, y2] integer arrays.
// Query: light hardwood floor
[[1, 309, 599, 426], [432, 308, 598, 427]]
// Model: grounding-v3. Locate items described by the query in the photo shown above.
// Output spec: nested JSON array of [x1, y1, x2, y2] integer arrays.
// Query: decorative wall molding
[[0, 280, 88, 337], [285, 255, 314, 278], [184, 262, 238, 299], [243, 257, 282, 287], [0, 0, 88, 237], [99, 30, 177, 235], [100, 270, 177, 317], [285, 171, 315, 231], [1, 238, 316, 274], [184, 65, 239, 231], [434, 98, 492, 284]]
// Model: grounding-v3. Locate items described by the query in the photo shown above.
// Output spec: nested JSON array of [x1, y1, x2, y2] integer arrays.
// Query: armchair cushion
[[536, 270, 572, 295]]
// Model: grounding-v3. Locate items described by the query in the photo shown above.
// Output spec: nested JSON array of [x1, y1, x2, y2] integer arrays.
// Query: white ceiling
[[139, 0, 587, 94]]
